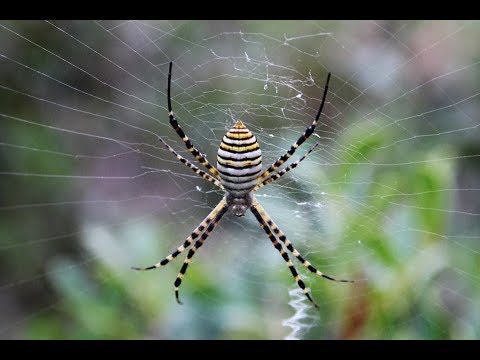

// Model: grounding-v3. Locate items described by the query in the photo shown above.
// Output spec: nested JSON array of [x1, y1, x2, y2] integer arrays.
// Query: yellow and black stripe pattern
[[252, 200, 353, 284], [256, 72, 331, 184], [132, 199, 227, 272], [174, 201, 229, 304], [169, 113, 220, 179], [250, 201, 318, 308], [167, 62, 220, 180], [158, 136, 224, 190], [254, 142, 319, 191], [217, 120, 262, 195]]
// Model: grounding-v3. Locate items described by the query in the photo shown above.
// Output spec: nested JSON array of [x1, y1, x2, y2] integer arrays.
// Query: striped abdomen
[[217, 120, 262, 196]]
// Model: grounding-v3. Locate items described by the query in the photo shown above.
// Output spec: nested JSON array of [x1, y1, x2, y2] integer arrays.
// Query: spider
[[133, 62, 353, 308]]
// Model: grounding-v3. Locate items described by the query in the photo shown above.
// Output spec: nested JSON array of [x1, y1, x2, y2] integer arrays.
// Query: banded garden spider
[[133, 62, 353, 308]]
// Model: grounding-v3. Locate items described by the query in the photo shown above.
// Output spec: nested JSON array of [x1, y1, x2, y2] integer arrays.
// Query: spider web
[[1, 20, 479, 339]]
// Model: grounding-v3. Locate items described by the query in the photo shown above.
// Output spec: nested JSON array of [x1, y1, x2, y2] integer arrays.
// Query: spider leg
[[158, 137, 224, 189], [253, 199, 353, 283], [254, 142, 318, 191], [132, 198, 227, 271], [173, 200, 229, 304], [167, 61, 221, 179], [250, 204, 319, 308], [256, 72, 331, 183]]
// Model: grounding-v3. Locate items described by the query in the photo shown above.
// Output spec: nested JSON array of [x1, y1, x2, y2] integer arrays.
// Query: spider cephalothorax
[[225, 192, 254, 217], [133, 61, 352, 307]]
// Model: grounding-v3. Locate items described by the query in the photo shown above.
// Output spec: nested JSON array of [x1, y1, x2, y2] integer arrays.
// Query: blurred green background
[[1, 20, 479, 339]]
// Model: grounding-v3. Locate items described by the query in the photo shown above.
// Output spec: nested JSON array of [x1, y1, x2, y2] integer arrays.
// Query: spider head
[[226, 192, 253, 217]]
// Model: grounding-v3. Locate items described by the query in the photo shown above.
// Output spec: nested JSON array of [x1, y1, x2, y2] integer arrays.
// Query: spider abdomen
[[217, 120, 262, 196]]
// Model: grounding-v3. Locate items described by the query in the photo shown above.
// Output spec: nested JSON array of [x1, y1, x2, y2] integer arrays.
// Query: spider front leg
[[132, 199, 227, 271], [253, 200, 353, 283], [251, 203, 318, 308], [167, 61, 220, 179], [256, 72, 331, 183]]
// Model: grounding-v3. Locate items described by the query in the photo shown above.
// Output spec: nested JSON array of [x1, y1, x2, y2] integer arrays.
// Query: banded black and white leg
[[250, 203, 319, 307], [173, 200, 229, 304], [257, 73, 331, 183], [132, 199, 227, 272], [252, 200, 353, 284], [167, 61, 220, 179], [254, 142, 319, 191], [158, 136, 224, 189]]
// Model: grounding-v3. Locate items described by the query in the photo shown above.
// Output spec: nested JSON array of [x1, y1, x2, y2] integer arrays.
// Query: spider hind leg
[[253, 199, 353, 283], [250, 204, 319, 308]]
